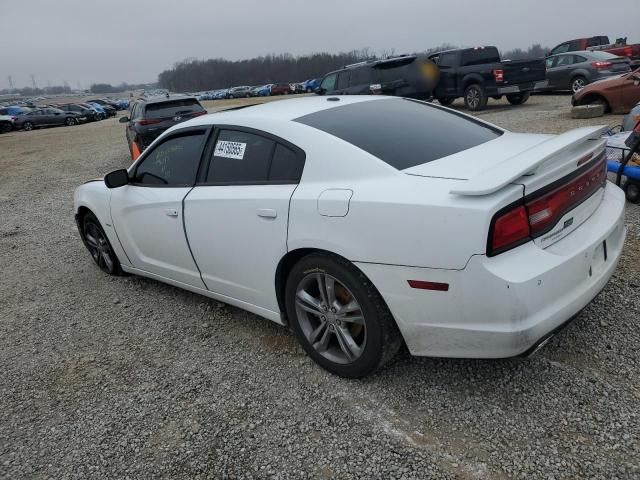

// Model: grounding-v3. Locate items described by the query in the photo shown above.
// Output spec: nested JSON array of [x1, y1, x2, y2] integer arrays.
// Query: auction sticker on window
[[214, 140, 246, 160]]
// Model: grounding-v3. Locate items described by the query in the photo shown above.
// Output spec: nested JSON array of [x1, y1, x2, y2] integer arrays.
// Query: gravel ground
[[0, 94, 639, 480]]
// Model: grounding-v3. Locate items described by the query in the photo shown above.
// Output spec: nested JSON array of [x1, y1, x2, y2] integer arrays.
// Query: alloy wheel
[[572, 78, 586, 93], [84, 222, 115, 273], [466, 89, 479, 109], [295, 273, 366, 364]]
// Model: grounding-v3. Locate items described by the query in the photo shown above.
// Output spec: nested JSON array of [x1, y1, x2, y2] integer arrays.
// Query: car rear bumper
[[356, 182, 626, 358], [497, 80, 548, 94]]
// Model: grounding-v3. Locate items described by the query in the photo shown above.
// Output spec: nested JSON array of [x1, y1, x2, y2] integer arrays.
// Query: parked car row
[[193, 79, 321, 101], [0, 97, 130, 133]]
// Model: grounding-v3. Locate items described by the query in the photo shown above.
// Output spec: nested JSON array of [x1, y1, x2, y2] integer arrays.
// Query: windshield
[[295, 98, 502, 170]]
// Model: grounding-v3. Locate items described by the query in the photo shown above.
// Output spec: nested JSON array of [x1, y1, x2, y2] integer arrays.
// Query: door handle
[[257, 208, 277, 219], [165, 208, 179, 217]]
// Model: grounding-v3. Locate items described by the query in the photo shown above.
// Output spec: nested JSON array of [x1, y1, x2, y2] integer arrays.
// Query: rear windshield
[[295, 98, 502, 170], [145, 99, 203, 118], [460, 47, 500, 66]]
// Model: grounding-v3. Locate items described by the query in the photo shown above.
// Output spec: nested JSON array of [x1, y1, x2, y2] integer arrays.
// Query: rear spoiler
[[450, 126, 608, 196]]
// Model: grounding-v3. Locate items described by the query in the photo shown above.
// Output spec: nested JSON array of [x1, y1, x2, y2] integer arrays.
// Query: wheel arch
[[577, 92, 611, 112], [461, 74, 484, 91]]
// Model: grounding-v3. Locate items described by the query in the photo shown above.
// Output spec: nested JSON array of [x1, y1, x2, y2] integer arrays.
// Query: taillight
[[488, 154, 606, 256], [136, 118, 161, 126], [490, 205, 530, 254], [591, 61, 612, 69], [623, 46, 633, 57], [493, 69, 504, 83]]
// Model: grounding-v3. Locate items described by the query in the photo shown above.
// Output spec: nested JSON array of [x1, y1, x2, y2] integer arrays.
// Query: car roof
[[177, 95, 390, 128], [138, 93, 198, 105], [548, 50, 616, 58]]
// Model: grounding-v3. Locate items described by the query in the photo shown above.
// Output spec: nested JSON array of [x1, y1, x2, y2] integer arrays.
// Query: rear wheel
[[438, 97, 454, 106], [23, 121, 33, 131], [624, 181, 640, 203], [65, 117, 76, 126], [571, 76, 587, 94], [82, 212, 122, 275], [285, 252, 402, 378], [506, 92, 531, 105], [463, 84, 488, 111]]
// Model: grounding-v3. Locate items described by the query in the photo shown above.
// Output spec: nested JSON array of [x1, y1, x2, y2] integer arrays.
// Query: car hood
[[403, 131, 552, 180]]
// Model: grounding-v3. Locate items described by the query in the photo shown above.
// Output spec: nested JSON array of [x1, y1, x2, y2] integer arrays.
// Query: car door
[[29, 109, 46, 126], [551, 54, 575, 89], [48, 108, 65, 125], [319, 73, 338, 94], [431, 52, 458, 97], [614, 73, 640, 111], [110, 127, 210, 288], [184, 127, 305, 312], [545, 56, 562, 89]]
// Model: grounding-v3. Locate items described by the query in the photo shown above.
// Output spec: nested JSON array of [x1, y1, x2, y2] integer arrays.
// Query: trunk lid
[[405, 126, 609, 248]]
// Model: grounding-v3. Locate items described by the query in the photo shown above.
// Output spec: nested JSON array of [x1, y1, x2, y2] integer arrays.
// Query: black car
[[316, 55, 440, 99], [13, 107, 80, 131], [88, 99, 117, 117], [58, 103, 99, 122], [120, 94, 207, 160], [427, 47, 547, 110]]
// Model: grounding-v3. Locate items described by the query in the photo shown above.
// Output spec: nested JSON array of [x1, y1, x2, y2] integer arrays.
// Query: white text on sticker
[[214, 141, 247, 160]]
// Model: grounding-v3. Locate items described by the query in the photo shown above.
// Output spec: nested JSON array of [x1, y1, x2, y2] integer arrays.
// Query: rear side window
[[133, 131, 205, 186], [207, 130, 275, 183], [336, 71, 350, 90], [206, 129, 305, 184], [460, 48, 500, 66], [144, 99, 204, 118], [295, 98, 501, 170]]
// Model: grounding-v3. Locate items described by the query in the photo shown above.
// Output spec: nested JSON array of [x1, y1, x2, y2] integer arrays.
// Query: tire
[[492, 95, 503, 100], [0, 122, 12, 134], [571, 76, 587, 94], [23, 121, 33, 131], [624, 181, 640, 203], [463, 84, 488, 111], [65, 117, 76, 126], [285, 252, 403, 378], [82, 212, 122, 275], [506, 92, 531, 105], [438, 97, 454, 106]]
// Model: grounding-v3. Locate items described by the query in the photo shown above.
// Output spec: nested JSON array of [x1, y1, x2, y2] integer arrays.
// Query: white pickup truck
[[0, 115, 14, 133]]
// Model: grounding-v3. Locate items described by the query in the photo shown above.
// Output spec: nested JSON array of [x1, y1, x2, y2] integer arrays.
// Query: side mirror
[[119, 116, 129, 123], [315, 87, 325, 95], [104, 169, 129, 189]]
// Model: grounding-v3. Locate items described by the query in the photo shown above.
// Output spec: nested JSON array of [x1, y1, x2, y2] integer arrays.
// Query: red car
[[572, 68, 640, 113], [549, 36, 640, 67], [269, 83, 294, 95]]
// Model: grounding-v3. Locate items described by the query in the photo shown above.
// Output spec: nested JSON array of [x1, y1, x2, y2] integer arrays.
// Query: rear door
[[334, 71, 351, 94], [184, 126, 305, 311], [431, 52, 459, 96], [549, 54, 575, 88], [110, 128, 209, 287]]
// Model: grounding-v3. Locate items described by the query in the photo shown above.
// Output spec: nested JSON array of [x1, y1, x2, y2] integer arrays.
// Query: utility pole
[[30, 74, 37, 89], [7, 75, 14, 91]]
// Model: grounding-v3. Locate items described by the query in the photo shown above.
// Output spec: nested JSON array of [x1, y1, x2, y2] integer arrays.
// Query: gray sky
[[1, 0, 638, 89]]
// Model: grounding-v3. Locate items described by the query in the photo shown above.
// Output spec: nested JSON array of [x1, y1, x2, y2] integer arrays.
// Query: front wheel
[[571, 76, 587, 94], [82, 212, 122, 275], [23, 121, 34, 131], [506, 92, 531, 105], [438, 97, 454, 106], [285, 252, 402, 378], [65, 117, 76, 126], [463, 84, 488, 111]]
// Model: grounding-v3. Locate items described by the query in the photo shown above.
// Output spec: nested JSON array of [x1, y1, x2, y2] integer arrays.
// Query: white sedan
[[74, 96, 626, 377]]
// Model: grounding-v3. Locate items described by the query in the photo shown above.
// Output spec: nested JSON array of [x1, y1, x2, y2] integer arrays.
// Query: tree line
[[157, 44, 550, 93]]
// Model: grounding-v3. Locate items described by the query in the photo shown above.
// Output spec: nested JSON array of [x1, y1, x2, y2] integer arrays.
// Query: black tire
[[463, 84, 488, 111], [23, 121, 33, 131], [624, 181, 640, 203], [492, 95, 503, 100], [65, 117, 76, 126], [506, 92, 531, 105], [571, 75, 587, 94], [438, 97, 454, 106], [82, 212, 123, 275], [0, 122, 12, 134], [285, 252, 403, 378]]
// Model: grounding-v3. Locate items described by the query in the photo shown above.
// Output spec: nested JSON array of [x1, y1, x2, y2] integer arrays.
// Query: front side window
[[320, 74, 337, 92], [556, 55, 574, 67], [132, 131, 205, 186], [337, 71, 350, 90]]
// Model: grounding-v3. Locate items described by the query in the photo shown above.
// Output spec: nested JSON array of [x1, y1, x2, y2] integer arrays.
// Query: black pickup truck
[[428, 47, 548, 111]]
